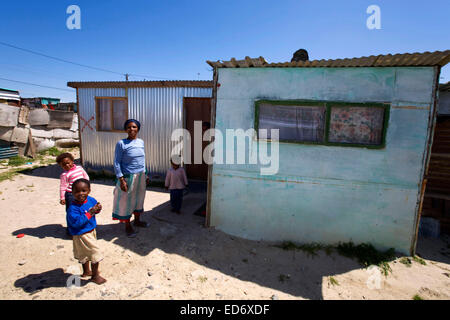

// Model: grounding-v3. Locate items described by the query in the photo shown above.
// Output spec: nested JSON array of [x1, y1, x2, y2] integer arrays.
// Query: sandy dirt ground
[[1, 151, 450, 300]]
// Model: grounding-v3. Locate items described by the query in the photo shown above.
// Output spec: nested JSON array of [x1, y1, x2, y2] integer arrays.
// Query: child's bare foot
[[81, 262, 91, 277], [91, 275, 107, 285], [81, 271, 92, 277]]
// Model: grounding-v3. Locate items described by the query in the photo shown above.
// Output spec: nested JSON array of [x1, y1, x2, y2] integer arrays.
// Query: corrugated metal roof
[[207, 50, 450, 68], [0, 88, 20, 101], [67, 80, 213, 89], [0, 88, 19, 93]]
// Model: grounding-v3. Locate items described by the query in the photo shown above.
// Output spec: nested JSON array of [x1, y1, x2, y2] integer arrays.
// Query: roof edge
[[207, 50, 450, 69], [67, 80, 214, 89]]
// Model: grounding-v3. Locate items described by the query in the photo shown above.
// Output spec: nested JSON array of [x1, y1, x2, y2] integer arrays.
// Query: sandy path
[[0, 160, 450, 300]]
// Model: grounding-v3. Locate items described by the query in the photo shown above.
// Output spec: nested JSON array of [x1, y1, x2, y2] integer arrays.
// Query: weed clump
[[329, 276, 339, 286], [336, 242, 396, 276], [412, 255, 426, 265], [8, 156, 29, 167], [399, 257, 412, 267], [275, 241, 331, 258]]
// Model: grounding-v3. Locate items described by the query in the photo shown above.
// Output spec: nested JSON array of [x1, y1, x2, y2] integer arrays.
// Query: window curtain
[[328, 107, 384, 145], [97, 99, 111, 131], [112, 99, 127, 130], [259, 104, 325, 142]]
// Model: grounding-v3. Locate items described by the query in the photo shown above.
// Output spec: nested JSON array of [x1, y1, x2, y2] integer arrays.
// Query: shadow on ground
[[13, 190, 370, 299], [15, 167, 431, 299], [14, 268, 90, 295], [416, 234, 450, 265]]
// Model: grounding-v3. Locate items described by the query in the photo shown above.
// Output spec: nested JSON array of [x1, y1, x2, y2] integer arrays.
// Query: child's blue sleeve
[[67, 205, 90, 230]]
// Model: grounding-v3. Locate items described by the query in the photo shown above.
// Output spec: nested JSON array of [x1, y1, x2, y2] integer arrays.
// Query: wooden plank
[[29, 109, 50, 126], [0, 127, 13, 141], [27, 129, 36, 158], [53, 128, 74, 139], [30, 127, 54, 139], [11, 126, 29, 144], [425, 193, 450, 201], [76, 88, 83, 165], [18, 106, 30, 125], [205, 68, 218, 228], [0, 103, 19, 127], [47, 110, 74, 128]]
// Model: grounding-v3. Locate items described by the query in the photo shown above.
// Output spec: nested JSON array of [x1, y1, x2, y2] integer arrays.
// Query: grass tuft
[[45, 147, 64, 157], [329, 276, 339, 286], [399, 257, 412, 267], [412, 255, 426, 265], [8, 156, 30, 167], [336, 242, 395, 276], [275, 241, 326, 258], [0, 166, 40, 183]]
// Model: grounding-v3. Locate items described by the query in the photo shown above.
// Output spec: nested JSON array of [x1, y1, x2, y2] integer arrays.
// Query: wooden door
[[184, 97, 212, 180]]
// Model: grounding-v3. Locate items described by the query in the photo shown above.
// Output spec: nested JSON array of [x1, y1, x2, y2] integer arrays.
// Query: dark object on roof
[[440, 82, 450, 92], [207, 50, 450, 68], [67, 80, 213, 89], [291, 49, 309, 62]]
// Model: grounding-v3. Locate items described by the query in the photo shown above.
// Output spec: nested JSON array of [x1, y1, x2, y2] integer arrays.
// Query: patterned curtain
[[328, 107, 384, 145]]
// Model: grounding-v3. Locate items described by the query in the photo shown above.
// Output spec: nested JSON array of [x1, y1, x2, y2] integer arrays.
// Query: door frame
[[182, 97, 213, 182]]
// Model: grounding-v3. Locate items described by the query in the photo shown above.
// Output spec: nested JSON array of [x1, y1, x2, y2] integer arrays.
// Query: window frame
[[95, 96, 129, 133], [255, 100, 390, 149]]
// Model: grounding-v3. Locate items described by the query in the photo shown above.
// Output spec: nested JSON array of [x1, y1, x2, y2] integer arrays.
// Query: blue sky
[[0, 0, 449, 102]]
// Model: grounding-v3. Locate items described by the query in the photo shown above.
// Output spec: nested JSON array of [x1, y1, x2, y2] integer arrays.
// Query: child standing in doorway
[[165, 156, 188, 214]]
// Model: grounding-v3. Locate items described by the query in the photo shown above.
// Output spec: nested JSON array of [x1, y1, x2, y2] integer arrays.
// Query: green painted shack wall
[[210, 67, 437, 255]]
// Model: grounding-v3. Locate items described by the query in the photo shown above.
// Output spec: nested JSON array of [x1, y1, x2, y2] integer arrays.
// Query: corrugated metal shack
[[206, 50, 450, 255], [422, 82, 450, 234], [0, 88, 20, 107], [67, 80, 213, 176]]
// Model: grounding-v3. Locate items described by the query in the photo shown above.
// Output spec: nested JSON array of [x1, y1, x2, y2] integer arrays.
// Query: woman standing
[[113, 119, 149, 237]]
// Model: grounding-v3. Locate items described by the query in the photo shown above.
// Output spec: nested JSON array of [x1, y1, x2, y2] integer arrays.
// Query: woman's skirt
[[112, 171, 147, 222]]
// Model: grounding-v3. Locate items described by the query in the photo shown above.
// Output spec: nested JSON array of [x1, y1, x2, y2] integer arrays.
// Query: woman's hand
[[119, 177, 128, 192]]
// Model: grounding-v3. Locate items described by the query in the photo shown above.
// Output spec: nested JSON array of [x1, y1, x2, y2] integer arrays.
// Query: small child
[[56, 152, 89, 212], [67, 179, 106, 285], [165, 157, 188, 214]]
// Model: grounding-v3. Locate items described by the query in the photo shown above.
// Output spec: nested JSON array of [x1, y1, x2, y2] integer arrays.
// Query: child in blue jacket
[[67, 179, 106, 285]]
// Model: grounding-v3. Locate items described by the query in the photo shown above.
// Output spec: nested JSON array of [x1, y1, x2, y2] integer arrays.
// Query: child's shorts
[[72, 229, 103, 264]]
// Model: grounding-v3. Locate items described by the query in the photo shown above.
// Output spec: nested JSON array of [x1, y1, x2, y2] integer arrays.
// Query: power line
[[0, 77, 74, 92], [0, 41, 172, 80]]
